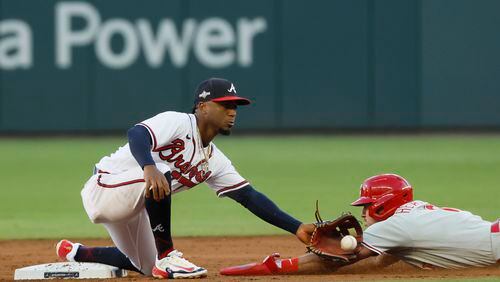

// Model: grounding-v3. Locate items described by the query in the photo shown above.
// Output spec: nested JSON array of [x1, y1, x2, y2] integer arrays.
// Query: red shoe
[[56, 239, 81, 262], [220, 253, 281, 276]]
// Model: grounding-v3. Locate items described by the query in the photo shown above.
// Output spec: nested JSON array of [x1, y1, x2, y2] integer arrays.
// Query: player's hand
[[296, 223, 315, 244], [143, 165, 170, 201]]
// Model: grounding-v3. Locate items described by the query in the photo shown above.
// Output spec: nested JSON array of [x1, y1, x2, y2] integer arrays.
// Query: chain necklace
[[196, 125, 211, 173]]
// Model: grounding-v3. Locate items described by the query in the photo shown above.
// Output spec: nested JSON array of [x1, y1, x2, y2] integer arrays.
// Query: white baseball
[[340, 235, 357, 251]]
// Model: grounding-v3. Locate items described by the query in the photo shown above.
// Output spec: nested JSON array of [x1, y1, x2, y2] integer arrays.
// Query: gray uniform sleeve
[[362, 216, 413, 254]]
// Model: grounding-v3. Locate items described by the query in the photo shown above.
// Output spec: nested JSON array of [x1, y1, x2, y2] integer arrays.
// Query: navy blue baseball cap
[[194, 78, 251, 106]]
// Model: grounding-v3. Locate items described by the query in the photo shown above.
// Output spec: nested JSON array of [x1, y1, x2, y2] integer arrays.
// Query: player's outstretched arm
[[220, 246, 379, 276], [221, 252, 351, 276], [225, 185, 314, 243]]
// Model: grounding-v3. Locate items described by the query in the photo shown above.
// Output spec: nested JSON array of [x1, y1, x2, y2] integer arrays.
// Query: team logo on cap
[[199, 90, 211, 98], [228, 83, 237, 93]]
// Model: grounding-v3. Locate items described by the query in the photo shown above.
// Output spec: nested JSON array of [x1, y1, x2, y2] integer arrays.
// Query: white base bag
[[14, 262, 127, 280]]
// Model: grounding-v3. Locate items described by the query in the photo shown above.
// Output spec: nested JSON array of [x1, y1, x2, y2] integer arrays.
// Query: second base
[[14, 262, 127, 280]]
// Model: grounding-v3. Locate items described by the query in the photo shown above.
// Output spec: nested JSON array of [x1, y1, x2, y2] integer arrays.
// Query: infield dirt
[[1, 236, 499, 281]]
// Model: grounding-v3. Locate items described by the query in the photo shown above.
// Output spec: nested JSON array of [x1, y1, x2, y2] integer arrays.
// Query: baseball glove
[[306, 201, 363, 263]]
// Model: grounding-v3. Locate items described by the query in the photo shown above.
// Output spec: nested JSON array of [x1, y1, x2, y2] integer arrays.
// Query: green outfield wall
[[1, 0, 499, 132]]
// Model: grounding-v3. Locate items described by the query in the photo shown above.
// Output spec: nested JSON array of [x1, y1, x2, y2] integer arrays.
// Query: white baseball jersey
[[362, 200, 499, 269], [95, 111, 248, 196], [79, 111, 250, 274]]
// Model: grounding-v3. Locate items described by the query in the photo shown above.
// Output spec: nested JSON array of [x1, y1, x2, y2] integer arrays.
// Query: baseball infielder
[[221, 174, 500, 275], [56, 78, 314, 279]]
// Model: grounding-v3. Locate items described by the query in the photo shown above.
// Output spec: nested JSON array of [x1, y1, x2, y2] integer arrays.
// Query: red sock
[[158, 245, 174, 259], [277, 257, 299, 273]]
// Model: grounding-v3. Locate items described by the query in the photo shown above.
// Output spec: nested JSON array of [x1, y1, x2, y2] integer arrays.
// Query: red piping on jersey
[[216, 181, 249, 196], [138, 123, 158, 150], [492, 220, 499, 233], [361, 242, 383, 255], [97, 174, 145, 188]]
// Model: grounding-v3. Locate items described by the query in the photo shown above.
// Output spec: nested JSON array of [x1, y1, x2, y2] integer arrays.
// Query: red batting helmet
[[351, 174, 413, 221]]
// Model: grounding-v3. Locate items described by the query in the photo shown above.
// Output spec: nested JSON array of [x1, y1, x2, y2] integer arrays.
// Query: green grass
[[0, 135, 499, 239]]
